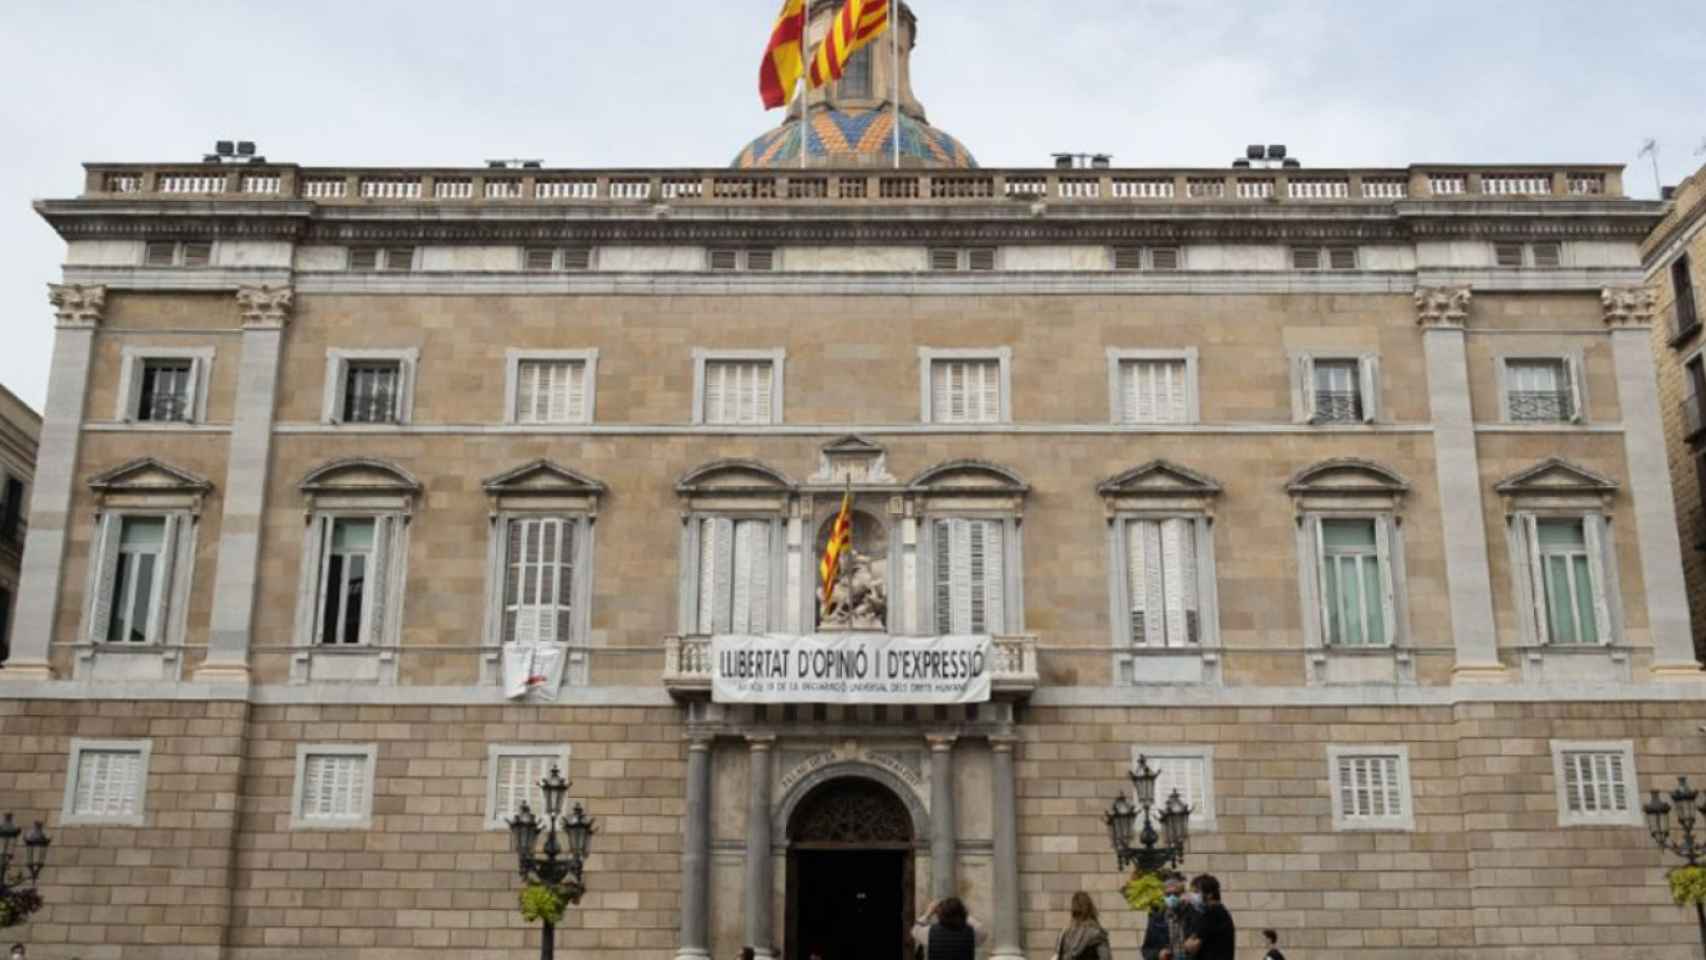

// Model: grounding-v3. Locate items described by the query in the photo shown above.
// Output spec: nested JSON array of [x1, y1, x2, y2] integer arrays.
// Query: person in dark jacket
[[1261, 929, 1285, 960], [1185, 874, 1236, 960], [910, 897, 985, 960], [1140, 873, 1200, 960]]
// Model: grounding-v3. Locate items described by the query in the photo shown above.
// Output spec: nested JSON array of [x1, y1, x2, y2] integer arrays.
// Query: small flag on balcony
[[819, 482, 854, 616], [807, 0, 890, 89], [759, 0, 808, 109]]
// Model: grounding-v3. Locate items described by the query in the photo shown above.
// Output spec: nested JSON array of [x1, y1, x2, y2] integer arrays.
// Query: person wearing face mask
[[1140, 872, 1200, 960], [1183, 874, 1235, 960]]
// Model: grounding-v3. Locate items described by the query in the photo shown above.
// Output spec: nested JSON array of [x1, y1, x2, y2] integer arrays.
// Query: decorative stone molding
[[48, 283, 106, 327], [1601, 285, 1657, 327], [1414, 285, 1473, 327], [809, 435, 896, 485], [237, 284, 294, 328]]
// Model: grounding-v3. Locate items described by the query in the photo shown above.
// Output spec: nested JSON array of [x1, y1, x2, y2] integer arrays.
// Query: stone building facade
[[1644, 161, 1706, 658], [4, 9, 1706, 960], [0, 383, 40, 664]]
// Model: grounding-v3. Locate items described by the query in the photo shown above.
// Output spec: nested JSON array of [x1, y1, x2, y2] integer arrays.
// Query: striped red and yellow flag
[[807, 0, 890, 89], [758, 0, 808, 110], [818, 484, 854, 615]]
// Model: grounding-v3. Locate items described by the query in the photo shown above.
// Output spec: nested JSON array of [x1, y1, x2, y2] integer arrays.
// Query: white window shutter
[[1584, 515, 1613, 645], [565, 362, 586, 423], [699, 518, 733, 633], [930, 363, 950, 423], [1566, 354, 1585, 423], [1295, 356, 1316, 423], [1158, 520, 1185, 647], [753, 363, 774, 424], [503, 519, 525, 642], [983, 521, 1006, 634], [1521, 513, 1551, 646], [979, 363, 1001, 423], [933, 520, 952, 634], [1359, 356, 1380, 423], [151, 514, 181, 645], [950, 520, 973, 633], [555, 520, 575, 644], [1312, 517, 1333, 645], [1120, 362, 1142, 423], [704, 363, 726, 424], [1126, 520, 1155, 645], [1375, 516, 1398, 646], [89, 513, 122, 643], [367, 517, 391, 646]]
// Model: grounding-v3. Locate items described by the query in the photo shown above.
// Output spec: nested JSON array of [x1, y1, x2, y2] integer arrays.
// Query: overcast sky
[[1, 0, 1702, 412]]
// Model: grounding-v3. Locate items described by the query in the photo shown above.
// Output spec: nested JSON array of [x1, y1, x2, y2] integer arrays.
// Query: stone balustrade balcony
[[662, 634, 1039, 700], [78, 163, 1625, 207]]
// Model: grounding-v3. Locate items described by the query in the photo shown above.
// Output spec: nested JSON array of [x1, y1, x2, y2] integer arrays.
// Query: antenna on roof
[[1639, 138, 1661, 197]]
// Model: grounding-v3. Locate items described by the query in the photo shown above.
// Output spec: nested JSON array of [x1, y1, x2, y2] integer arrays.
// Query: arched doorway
[[785, 776, 915, 960]]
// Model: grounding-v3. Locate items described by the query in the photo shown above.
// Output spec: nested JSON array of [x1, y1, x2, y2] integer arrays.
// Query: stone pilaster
[[988, 736, 1023, 960], [677, 737, 713, 960], [193, 285, 293, 683], [1603, 287, 1704, 678], [1415, 286, 1509, 682], [1, 285, 105, 680], [927, 734, 957, 900], [744, 735, 776, 959]]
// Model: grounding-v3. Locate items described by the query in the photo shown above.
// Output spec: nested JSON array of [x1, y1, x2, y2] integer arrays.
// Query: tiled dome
[[733, 108, 977, 170]]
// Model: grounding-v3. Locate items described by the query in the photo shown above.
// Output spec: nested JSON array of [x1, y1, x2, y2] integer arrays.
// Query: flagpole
[[891, 0, 901, 169], [800, 0, 810, 170]]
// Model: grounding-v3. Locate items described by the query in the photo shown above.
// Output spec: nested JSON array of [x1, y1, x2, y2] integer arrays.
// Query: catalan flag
[[807, 0, 890, 89], [819, 483, 854, 616], [758, 0, 808, 110]]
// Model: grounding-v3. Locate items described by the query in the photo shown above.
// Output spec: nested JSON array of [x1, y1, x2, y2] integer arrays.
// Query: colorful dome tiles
[[733, 108, 977, 170]]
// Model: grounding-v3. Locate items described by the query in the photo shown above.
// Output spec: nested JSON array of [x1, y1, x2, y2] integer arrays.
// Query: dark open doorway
[[784, 776, 915, 960]]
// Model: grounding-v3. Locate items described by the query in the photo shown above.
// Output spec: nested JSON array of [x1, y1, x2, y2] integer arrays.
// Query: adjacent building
[[1645, 161, 1706, 659], [3, 5, 1705, 958], [0, 383, 39, 664]]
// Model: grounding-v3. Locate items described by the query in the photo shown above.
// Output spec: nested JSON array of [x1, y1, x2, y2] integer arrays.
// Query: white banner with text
[[711, 634, 993, 704]]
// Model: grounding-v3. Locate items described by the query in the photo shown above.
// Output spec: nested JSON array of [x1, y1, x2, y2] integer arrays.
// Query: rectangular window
[[1335, 753, 1406, 822], [144, 242, 177, 267], [933, 518, 1005, 635], [1312, 360, 1363, 423], [696, 517, 773, 635], [1293, 247, 1356, 271], [318, 519, 375, 646], [106, 517, 168, 644], [839, 47, 873, 97], [1676, 255, 1700, 340], [293, 747, 376, 828], [1537, 519, 1599, 646], [182, 242, 213, 267], [1553, 741, 1640, 827], [137, 360, 194, 422], [1319, 519, 1389, 647], [524, 248, 557, 272], [1131, 749, 1216, 830], [930, 359, 1002, 424], [1118, 358, 1190, 424], [1531, 242, 1561, 268], [930, 248, 996, 272], [503, 517, 575, 644], [349, 247, 414, 272], [486, 746, 571, 829], [515, 359, 589, 424], [342, 362, 402, 423], [1687, 356, 1706, 438], [703, 360, 776, 425], [1, 475, 22, 543], [1125, 518, 1199, 647], [63, 741, 150, 825], [1495, 242, 1524, 267], [0, 586, 11, 653], [708, 249, 774, 272], [1506, 358, 1576, 422]]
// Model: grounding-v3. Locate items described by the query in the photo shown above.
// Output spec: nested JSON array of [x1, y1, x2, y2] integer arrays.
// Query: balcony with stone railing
[[77, 163, 1627, 207], [662, 634, 1040, 700]]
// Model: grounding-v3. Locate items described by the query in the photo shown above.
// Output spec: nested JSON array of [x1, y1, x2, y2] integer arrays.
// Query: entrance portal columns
[[927, 734, 957, 901], [745, 735, 777, 959], [989, 736, 1024, 960], [677, 736, 713, 960]]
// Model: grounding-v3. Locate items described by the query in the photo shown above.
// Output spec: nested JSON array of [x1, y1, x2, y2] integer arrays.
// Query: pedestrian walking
[[1184, 874, 1235, 960], [910, 897, 986, 960], [1050, 891, 1112, 960], [9, 945, 23, 960], [1141, 872, 1201, 960], [1261, 929, 1285, 960]]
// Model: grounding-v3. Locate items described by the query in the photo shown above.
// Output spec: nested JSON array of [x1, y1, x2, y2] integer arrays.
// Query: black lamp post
[[507, 766, 595, 960], [0, 813, 51, 925], [1644, 777, 1706, 959], [1105, 756, 1191, 874]]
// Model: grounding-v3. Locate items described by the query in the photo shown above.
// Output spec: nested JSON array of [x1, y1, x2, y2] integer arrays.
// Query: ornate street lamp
[[507, 766, 595, 960], [1644, 777, 1706, 957], [1105, 756, 1191, 874], [0, 813, 51, 929]]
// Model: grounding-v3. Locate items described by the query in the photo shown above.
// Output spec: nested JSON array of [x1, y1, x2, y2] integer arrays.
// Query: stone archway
[[784, 776, 916, 960]]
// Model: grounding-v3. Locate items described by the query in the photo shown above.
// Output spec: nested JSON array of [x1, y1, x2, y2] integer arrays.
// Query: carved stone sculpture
[[819, 550, 887, 630], [48, 283, 106, 326], [237, 284, 295, 327], [1414, 285, 1473, 327], [1601, 285, 1657, 327]]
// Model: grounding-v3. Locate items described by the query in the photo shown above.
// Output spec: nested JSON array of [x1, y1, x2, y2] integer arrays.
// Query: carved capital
[[1414, 285, 1472, 328], [48, 283, 106, 327], [1602, 285, 1657, 328], [237, 284, 294, 328]]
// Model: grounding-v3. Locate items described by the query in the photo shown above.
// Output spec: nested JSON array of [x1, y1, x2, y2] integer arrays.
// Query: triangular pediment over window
[[483, 460, 606, 515], [87, 457, 213, 496], [1097, 460, 1221, 515], [810, 435, 897, 485], [1493, 458, 1619, 496]]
